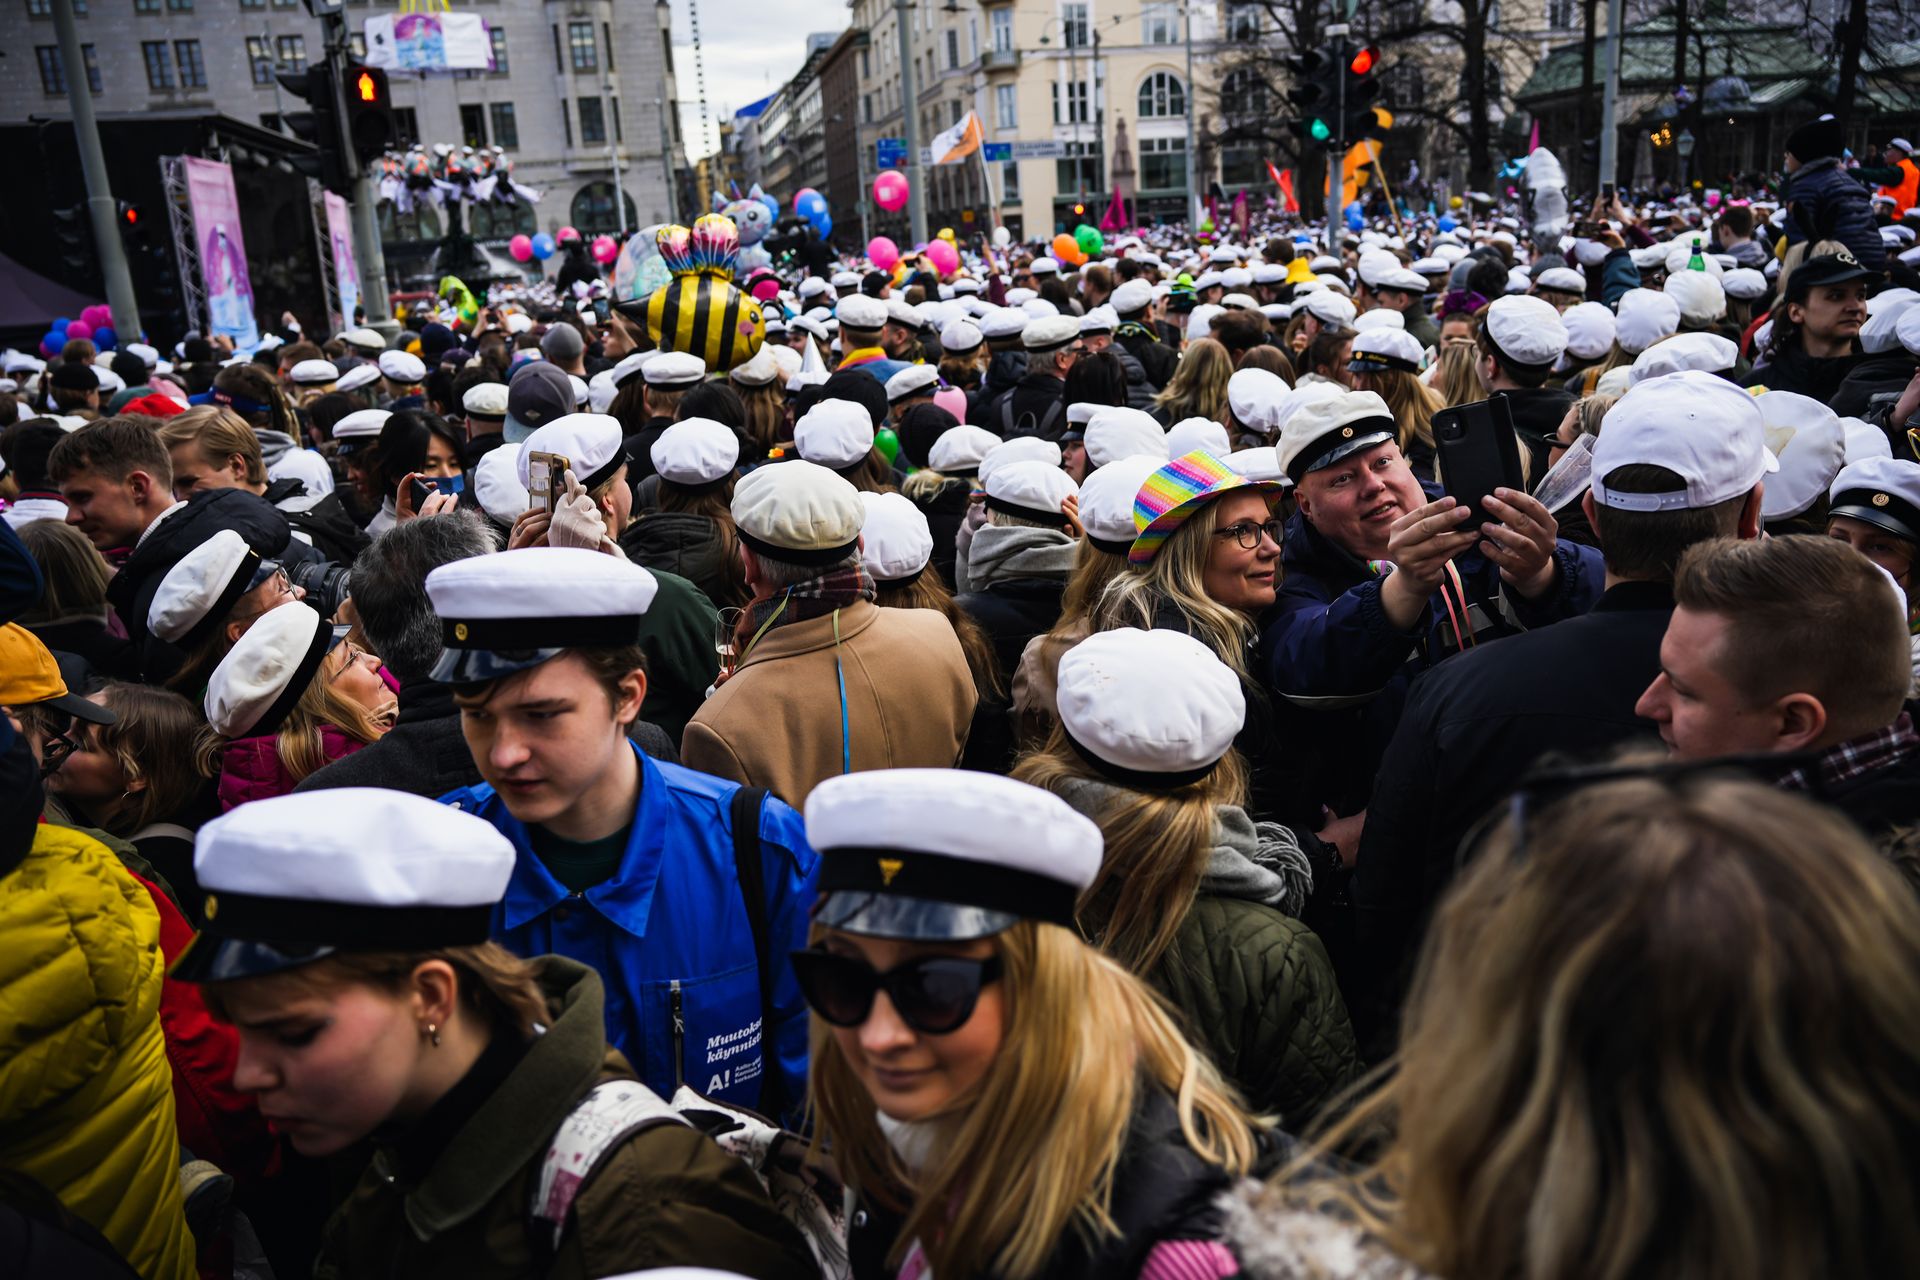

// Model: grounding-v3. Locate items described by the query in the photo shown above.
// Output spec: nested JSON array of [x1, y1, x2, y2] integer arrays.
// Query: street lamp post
[[895, 0, 930, 245], [1183, 0, 1199, 226], [1676, 126, 1695, 192], [607, 82, 627, 237], [655, 97, 677, 223]]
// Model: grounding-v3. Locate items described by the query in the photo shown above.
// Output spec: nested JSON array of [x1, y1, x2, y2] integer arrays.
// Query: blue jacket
[[1255, 484, 1603, 812], [0, 518, 44, 624], [1784, 157, 1889, 272], [442, 742, 819, 1114], [1598, 247, 1641, 309]]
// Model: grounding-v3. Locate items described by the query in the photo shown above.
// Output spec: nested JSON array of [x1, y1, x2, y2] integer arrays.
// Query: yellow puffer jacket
[[0, 824, 196, 1280]]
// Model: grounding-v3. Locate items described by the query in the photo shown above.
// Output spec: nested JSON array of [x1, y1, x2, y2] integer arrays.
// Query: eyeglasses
[[789, 947, 1002, 1035], [1213, 518, 1285, 550], [328, 640, 365, 683]]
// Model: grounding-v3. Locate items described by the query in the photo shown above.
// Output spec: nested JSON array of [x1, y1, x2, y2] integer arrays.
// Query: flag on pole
[[929, 111, 986, 165], [1528, 117, 1540, 154], [1270, 161, 1298, 212]]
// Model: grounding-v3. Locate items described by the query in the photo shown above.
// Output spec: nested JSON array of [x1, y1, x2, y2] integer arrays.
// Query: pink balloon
[[591, 234, 619, 264], [750, 277, 782, 303], [873, 170, 910, 212], [925, 239, 960, 277], [83, 304, 111, 327], [508, 234, 534, 263], [556, 226, 581, 243], [64, 321, 92, 342], [932, 386, 968, 423], [867, 236, 900, 273]]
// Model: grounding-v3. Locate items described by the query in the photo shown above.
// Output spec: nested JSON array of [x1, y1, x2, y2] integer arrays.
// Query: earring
[[426, 1022, 441, 1047]]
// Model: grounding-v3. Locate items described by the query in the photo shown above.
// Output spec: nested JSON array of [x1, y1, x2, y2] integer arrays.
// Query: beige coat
[[683, 600, 977, 806]]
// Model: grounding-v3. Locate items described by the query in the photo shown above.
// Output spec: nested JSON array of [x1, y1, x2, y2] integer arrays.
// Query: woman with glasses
[[1012, 629, 1360, 1125], [145, 529, 309, 697], [1093, 452, 1313, 825], [797, 768, 1268, 1280], [1225, 770, 1920, 1280], [204, 601, 395, 810]]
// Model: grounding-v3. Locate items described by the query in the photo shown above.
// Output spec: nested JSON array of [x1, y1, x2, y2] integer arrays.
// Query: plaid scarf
[[741, 566, 876, 652], [1780, 711, 1920, 793]]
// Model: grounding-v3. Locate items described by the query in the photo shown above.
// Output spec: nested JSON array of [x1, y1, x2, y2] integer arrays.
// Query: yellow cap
[[0, 624, 116, 725], [1284, 257, 1318, 287]]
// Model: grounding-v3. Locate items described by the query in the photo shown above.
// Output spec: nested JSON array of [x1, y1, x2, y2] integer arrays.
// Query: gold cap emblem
[[1340, 426, 1354, 439], [1874, 492, 1892, 507], [878, 857, 903, 887], [454, 622, 469, 641], [203, 894, 218, 920]]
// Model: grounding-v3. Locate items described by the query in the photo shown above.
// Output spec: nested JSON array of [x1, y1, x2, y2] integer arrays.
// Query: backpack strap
[[730, 785, 783, 1118], [999, 392, 1016, 435], [529, 1079, 687, 1251]]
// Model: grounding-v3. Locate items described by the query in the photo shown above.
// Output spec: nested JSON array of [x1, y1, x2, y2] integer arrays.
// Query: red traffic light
[[123, 207, 138, 226], [355, 70, 379, 103], [1349, 46, 1376, 75]]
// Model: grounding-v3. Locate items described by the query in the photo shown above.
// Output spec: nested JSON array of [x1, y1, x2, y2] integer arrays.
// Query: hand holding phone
[[525, 450, 571, 514], [1432, 396, 1526, 533]]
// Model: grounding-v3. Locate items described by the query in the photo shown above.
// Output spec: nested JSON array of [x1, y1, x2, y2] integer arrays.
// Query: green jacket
[[635, 567, 722, 745], [316, 957, 816, 1280], [1152, 894, 1363, 1130]]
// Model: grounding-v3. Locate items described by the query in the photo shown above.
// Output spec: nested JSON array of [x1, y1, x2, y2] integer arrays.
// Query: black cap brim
[[814, 890, 1020, 942], [170, 935, 337, 984], [45, 691, 116, 725], [1831, 502, 1920, 543], [431, 645, 567, 685]]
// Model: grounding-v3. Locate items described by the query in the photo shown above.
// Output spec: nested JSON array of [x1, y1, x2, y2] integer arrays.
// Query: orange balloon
[[1051, 232, 1086, 265]]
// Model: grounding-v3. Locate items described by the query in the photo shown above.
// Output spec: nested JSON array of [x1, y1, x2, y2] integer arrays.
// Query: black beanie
[[1786, 116, 1845, 165], [821, 368, 890, 429], [898, 402, 959, 470]]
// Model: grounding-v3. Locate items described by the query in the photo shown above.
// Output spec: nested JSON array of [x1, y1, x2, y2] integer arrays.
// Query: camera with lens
[[286, 556, 352, 621]]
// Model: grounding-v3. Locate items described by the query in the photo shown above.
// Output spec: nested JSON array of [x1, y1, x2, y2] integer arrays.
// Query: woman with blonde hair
[[1426, 340, 1483, 408], [899, 409, 990, 588], [16, 517, 133, 678], [1348, 329, 1441, 480], [1226, 769, 1920, 1280], [178, 789, 819, 1278], [1013, 628, 1360, 1123], [1153, 337, 1235, 426], [799, 768, 1270, 1280], [204, 601, 396, 809]]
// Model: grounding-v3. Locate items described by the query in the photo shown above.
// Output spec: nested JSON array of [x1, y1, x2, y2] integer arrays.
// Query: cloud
[[664, 0, 845, 160]]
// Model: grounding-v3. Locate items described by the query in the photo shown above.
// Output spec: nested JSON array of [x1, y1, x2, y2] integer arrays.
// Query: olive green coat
[[315, 957, 817, 1280]]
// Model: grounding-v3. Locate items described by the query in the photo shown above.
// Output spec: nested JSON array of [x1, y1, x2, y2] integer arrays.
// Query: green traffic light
[[1310, 118, 1331, 142]]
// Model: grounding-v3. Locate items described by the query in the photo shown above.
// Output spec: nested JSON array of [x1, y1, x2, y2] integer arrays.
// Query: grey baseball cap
[[504, 361, 575, 443]]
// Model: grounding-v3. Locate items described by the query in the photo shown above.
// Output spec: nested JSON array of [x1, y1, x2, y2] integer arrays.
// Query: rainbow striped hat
[[1129, 450, 1281, 565]]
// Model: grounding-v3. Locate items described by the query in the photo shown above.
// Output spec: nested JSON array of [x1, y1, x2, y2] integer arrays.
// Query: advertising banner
[[363, 13, 493, 71], [323, 191, 360, 328], [183, 156, 260, 350]]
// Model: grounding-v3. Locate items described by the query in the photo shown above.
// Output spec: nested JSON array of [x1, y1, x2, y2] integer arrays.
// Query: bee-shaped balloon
[[640, 214, 766, 372]]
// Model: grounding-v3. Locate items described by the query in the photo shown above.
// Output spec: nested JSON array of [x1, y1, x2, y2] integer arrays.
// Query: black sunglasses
[[789, 947, 1002, 1035]]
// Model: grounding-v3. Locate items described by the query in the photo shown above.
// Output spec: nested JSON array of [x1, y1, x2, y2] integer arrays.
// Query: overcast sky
[[665, 0, 846, 162]]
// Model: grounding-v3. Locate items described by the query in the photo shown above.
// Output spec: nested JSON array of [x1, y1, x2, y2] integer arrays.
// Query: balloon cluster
[[793, 188, 832, 241], [1049, 225, 1103, 266], [41, 304, 118, 357], [508, 231, 562, 263]]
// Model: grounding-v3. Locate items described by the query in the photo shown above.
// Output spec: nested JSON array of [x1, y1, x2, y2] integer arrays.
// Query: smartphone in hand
[[1433, 395, 1526, 534], [526, 450, 571, 513]]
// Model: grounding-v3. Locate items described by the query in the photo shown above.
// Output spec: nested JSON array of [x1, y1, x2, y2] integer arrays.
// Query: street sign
[[876, 137, 908, 169], [982, 142, 1013, 162], [1010, 140, 1069, 160]]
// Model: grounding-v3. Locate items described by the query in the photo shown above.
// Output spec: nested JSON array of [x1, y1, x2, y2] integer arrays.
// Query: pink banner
[[183, 157, 260, 349], [323, 191, 360, 329]]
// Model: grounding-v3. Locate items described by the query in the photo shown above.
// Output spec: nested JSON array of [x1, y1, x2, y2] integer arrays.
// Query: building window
[[174, 38, 204, 85], [991, 9, 1012, 52], [489, 25, 507, 73], [27, 0, 50, 13], [240, 0, 263, 9], [1221, 145, 1262, 186], [1054, 141, 1101, 194], [578, 96, 606, 143], [1068, 80, 1089, 122], [1220, 67, 1269, 118], [83, 41, 101, 90], [459, 103, 487, 147], [490, 101, 518, 148], [551, 24, 562, 73], [142, 41, 173, 89], [1228, 4, 1260, 39], [470, 201, 534, 239], [995, 83, 1016, 128], [393, 105, 418, 147], [36, 46, 63, 92], [168, 0, 192, 10], [946, 28, 959, 67], [135, 0, 161, 13], [1142, 3, 1177, 44], [568, 21, 596, 71], [861, 47, 870, 77], [1140, 135, 1187, 189], [1138, 70, 1185, 118], [1062, 1, 1088, 46], [246, 35, 272, 84], [602, 20, 614, 70], [1002, 159, 1020, 199], [560, 98, 572, 147], [1547, 0, 1577, 26], [276, 34, 304, 74], [571, 181, 636, 234]]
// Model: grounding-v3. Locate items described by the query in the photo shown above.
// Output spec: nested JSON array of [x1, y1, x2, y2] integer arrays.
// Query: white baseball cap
[[1591, 370, 1777, 511]]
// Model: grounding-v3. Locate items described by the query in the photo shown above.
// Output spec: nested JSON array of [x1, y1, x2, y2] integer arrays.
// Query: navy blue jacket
[[1256, 482, 1604, 813], [1784, 157, 1889, 272], [0, 519, 44, 624], [446, 741, 819, 1115]]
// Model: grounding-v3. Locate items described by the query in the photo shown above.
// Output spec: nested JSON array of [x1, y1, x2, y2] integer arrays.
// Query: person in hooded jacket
[[1780, 114, 1891, 274], [1113, 278, 1180, 392], [969, 310, 1031, 424], [1013, 628, 1361, 1127], [176, 790, 818, 1280], [190, 362, 338, 500], [156, 406, 370, 568], [955, 452, 1081, 679], [800, 768, 1271, 1280], [619, 419, 749, 609]]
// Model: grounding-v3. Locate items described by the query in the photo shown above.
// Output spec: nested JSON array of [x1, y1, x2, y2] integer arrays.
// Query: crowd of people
[[6, 108, 1920, 1279]]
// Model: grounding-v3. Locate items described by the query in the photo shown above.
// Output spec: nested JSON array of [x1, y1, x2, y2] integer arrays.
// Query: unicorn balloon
[[715, 183, 777, 249]]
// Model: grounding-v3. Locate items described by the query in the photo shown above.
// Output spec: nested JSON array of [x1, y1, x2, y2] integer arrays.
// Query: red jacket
[[217, 726, 365, 811]]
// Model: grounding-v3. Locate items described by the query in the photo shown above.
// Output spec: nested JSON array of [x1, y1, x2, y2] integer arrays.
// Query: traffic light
[[117, 196, 184, 339], [1340, 41, 1387, 143], [278, 57, 351, 193], [54, 202, 93, 279], [342, 65, 396, 163], [1287, 47, 1338, 146]]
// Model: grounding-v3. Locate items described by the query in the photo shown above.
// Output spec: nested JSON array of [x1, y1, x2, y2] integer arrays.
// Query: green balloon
[[1074, 225, 1104, 257], [874, 426, 900, 466]]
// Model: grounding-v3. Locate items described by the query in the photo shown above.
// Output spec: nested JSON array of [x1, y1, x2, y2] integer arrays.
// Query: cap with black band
[[731, 459, 865, 568], [804, 768, 1101, 941], [516, 413, 630, 494], [205, 602, 348, 740], [169, 789, 515, 984], [1276, 388, 1399, 484], [1831, 456, 1920, 543], [425, 546, 660, 685], [148, 528, 263, 650]]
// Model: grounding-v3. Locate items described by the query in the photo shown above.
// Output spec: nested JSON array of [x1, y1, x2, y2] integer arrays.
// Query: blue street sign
[[982, 142, 1013, 162], [876, 137, 908, 169]]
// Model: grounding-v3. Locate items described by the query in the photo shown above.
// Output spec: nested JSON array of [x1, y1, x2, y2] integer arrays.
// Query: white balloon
[[992, 226, 1012, 248]]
